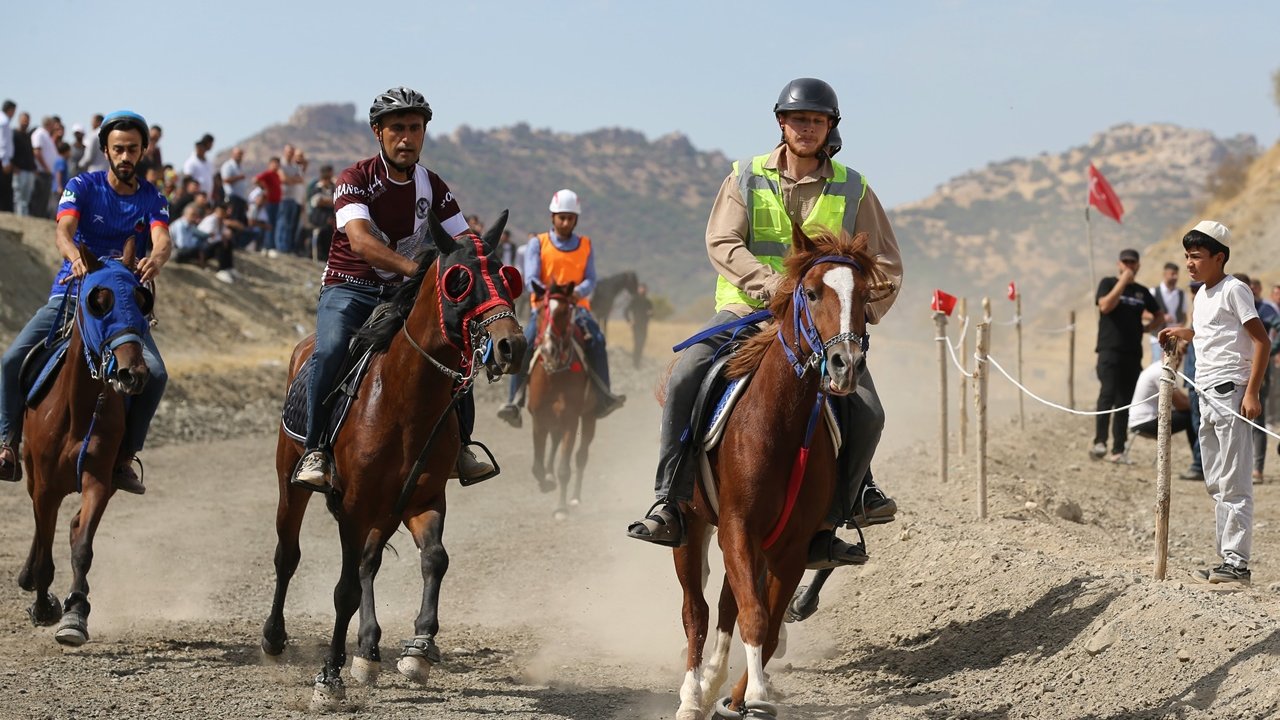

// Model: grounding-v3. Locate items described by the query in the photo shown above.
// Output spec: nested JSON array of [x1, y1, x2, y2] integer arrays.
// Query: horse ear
[[120, 236, 137, 271], [566, 281, 577, 296], [791, 223, 815, 254], [481, 210, 509, 254], [77, 242, 103, 274], [428, 210, 458, 254]]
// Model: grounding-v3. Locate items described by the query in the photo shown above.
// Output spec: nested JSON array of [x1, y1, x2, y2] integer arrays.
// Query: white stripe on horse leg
[[744, 643, 768, 703], [701, 630, 733, 700], [823, 266, 855, 335], [676, 666, 705, 719]]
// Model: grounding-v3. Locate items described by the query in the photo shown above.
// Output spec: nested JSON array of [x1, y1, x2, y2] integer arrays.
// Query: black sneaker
[[1209, 563, 1252, 586], [496, 403, 522, 428], [851, 480, 897, 527], [596, 393, 627, 419]]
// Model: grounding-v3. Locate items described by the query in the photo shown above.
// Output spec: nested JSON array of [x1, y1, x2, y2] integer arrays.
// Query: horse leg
[[352, 522, 395, 686], [719, 525, 773, 713], [553, 425, 576, 521], [400, 503, 447, 685], [571, 413, 595, 507], [262, 481, 311, 656], [673, 515, 711, 720], [786, 568, 834, 624], [701, 570, 739, 708], [531, 416, 553, 493], [311, 521, 363, 711], [20, 485, 63, 626], [55, 484, 112, 646]]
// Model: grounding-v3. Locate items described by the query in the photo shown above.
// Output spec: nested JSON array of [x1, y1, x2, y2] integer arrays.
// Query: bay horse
[[261, 212, 526, 709], [527, 282, 596, 519], [592, 270, 638, 338], [671, 228, 891, 719], [18, 239, 154, 647]]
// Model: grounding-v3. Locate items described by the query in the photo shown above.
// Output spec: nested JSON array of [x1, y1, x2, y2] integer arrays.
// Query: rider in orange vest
[[497, 189, 625, 426]]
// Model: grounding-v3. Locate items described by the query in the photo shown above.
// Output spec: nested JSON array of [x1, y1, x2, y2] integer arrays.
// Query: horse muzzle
[[108, 362, 150, 395], [488, 332, 527, 376], [824, 344, 861, 397]]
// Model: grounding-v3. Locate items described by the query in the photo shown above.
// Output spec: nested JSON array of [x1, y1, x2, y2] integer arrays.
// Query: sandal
[[626, 501, 685, 547], [806, 529, 868, 569], [0, 444, 20, 483]]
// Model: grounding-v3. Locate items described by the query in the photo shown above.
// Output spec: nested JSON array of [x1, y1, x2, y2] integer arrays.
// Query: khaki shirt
[[705, 144, 903, 320]]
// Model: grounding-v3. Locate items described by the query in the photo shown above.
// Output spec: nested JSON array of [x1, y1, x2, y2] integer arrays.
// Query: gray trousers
[[1199, 383, 1254, 568]]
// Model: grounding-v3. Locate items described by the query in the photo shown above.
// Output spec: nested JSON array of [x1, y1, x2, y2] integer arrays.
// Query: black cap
[[1118, 248, 1140, 262]]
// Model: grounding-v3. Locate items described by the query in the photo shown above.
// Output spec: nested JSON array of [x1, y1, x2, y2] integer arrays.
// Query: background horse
[[19, 240, 154, 647], [261, 212, 525, 710], [671, 228, 890, 719], [527, 282, 596, 519], [591, 270, 638, 338]]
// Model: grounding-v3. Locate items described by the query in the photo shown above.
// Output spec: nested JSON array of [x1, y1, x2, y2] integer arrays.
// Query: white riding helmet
[[549, 189, 581, 215]]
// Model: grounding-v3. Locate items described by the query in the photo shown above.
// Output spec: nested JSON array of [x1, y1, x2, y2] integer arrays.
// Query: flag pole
[[1085, 206, 1097, 292]]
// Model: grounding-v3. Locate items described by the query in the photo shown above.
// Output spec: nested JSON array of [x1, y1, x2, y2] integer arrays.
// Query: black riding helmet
[[97, 110, 150, 152], [369, 87, 433, 126], [825, 127, 842, 158], [773, 78, 841, 126]]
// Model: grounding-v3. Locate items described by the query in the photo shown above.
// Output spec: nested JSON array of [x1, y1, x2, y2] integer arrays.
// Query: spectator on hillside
[[53, 142, 72, 196], [625, 282, 653, 368], [170, 203, 205, 262], [496, 228, 517, 267], [143, 165, 164, 189], [10, 112, 35, 216], [68, 124, 86, 176], [275, 144, 307, 255], [197, 201, 236, 283], [254, 156, 283, 255], [220, 147, 249, 226], [467, 214, 484, 235], [1092, 248, 1163, 462], [306, 163, 336, 261], [182, 133, 215, 196], [0, 100, 14, 213], [245, 184, 272, 250], [138, 125, 163, 177], [29, 115, 60, 218], [169, 176, 202, 220], [80, 114, 109, 175]]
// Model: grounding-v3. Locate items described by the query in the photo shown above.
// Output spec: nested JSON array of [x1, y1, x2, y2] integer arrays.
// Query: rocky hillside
[[230, 104, 729, 311], [893, 123, 1258, 311]]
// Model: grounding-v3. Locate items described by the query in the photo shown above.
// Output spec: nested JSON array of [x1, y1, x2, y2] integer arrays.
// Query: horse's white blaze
[[744, 643, 768, 703], [701, 630, 733, 700], [544, 297, 561, 344], [822, 266, 856, 337], [677, 667, 704, 717]]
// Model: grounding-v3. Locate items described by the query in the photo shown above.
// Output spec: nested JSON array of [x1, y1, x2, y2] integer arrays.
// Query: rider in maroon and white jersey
[[292, 87, 492, 492]]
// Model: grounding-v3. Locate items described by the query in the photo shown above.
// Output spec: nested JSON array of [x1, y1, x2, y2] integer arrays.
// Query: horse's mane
[[353, 247, 441, 352], [724, 230, 886, 379]]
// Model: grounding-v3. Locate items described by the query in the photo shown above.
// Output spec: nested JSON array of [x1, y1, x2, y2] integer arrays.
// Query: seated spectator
[[1128, 340, 1195, 456], [196, 201, 237, 283], [171, 203, 234, 284]]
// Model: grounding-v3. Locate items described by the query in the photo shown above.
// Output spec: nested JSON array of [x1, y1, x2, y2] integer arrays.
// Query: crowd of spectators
[[0, 99, 339, 285]]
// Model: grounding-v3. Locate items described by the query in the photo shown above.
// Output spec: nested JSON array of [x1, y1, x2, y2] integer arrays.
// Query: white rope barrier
[[935, 336, 975, 378], [994, 315, 1021, 326], [1033, 324, 1077, 335], [953, 315, 970, 351], [1176, 370, 1280, 442], [986, 353, 1156, 416]]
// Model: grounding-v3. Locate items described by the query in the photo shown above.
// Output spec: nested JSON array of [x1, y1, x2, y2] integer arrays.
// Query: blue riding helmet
[[75, 259, 152, 378], [98, 110, 150, 152]]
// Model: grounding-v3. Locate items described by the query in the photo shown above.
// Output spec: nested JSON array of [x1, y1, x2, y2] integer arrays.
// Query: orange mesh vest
[[536, 232, 592, 310]]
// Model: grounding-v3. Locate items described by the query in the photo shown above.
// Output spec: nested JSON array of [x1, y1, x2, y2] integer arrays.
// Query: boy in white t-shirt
[[1160, 220, 1270, 586]]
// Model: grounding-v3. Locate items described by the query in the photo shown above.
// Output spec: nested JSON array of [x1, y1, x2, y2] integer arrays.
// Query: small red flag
[[1007, 281, 1018, 301], [931, 289, 957, 316], [1087, 164, 1124, 223]]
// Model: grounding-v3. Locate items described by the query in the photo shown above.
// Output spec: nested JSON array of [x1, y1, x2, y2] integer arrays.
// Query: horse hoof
[[714, 697, 744, 719], [28, 592, 62, 627], [350, 656, 380, 686], [537, 480, 555, 494], [261, 634, 286, 657], [396, 655, 433, 684], [309, 679, 347, 712], [785, 587, 817, 624], [553, 508, 569, 521], [568, 497, 580, 507], [54, 612, 88, 647]]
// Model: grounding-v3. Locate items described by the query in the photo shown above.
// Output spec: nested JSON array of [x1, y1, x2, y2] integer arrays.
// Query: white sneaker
[[214, 269, 234, 284], [1089, 442, 1107, 460], [292, 451, 331, 491], [266, 249, 280, 259]]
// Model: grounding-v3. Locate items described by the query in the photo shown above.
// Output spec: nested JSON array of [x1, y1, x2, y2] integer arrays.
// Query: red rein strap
[[762, 389, 827, 550]]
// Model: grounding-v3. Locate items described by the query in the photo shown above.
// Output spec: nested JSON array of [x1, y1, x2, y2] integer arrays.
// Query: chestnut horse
[[671, 228, 890, 719], [527, 282, 596, 519], [18, 240, 154, 647], [261, 212, 526, 709]]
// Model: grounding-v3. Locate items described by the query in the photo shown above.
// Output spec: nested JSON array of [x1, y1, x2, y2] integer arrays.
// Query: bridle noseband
[[778, 255, 870, 380]]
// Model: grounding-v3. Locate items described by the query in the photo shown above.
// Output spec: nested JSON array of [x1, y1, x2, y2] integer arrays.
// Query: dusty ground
[[3, 214, 1280, 719]]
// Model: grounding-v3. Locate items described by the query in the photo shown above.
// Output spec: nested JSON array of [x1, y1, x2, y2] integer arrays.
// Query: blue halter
[[74, 260, 150, 382], [777, 255, 870, 379]]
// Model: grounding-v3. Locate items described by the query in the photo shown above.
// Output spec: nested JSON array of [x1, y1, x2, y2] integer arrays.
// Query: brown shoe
[[451, 446, 495, 483], [113, 457, 145, 495], [0, 444, 20, 483]]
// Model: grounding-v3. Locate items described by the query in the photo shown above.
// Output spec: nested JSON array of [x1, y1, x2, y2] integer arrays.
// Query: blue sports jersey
[[52, 171, 170, 296]]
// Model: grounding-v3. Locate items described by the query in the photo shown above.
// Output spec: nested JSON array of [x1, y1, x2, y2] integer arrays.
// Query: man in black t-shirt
[[1093, 248, 1164, 461]]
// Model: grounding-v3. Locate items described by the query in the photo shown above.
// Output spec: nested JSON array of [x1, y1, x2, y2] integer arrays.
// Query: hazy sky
[[8, 0, 1278, 207]]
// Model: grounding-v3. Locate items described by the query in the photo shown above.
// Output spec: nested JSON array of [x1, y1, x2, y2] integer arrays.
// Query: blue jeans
[[275, 199, 300, 254], [507, 310, 540, 404], [1189, 387, 1203, 474], [0, 294, 167, 455], [304, 283, 386, 449], [507, 306, 612, 404]]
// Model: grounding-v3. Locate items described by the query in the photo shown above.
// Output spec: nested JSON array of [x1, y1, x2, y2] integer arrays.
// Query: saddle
[[20, 308, 76, 407], [280, 302, 397, 444]]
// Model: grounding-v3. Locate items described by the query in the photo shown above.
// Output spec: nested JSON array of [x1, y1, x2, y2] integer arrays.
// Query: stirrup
[[457, 442, 500, 487], [291, 450, 333, 494], [0, 443, 21, 483], [625, 500, 686, 547]]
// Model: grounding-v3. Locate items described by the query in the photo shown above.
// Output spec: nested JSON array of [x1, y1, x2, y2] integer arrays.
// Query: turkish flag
[[1007, 281, 1018, 301], [931, 289, 957, 316], [1088, 164, 1124, 223]]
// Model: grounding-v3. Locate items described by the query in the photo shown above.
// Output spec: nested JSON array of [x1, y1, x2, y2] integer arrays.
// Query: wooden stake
[[1016, 291, 1025, 430], [1068, 310, 1076, 410], [1154, 344, 1174, 580], [959, 298, 969, 457], [935, 311, 949, 484], [975, 297, 991, 520]]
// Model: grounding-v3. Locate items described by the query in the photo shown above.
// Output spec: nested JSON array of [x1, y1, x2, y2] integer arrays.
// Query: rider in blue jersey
[[0, 111, 173, 492]]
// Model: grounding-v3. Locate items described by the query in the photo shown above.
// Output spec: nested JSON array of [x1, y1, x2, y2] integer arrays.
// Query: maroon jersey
[[324, 154, 467, 286]]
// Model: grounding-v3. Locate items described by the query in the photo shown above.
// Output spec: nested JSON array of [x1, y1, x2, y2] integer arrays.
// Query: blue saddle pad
[[23, 337, 72, 407]]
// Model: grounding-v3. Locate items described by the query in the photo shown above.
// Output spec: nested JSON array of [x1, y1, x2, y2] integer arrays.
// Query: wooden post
[[935, 311, 949, 484], [959, 298, 969, 457], [1068, 310, 1076, 410], [1154, 344, 1174, 580], [1015, 291, 1025, 430], [975, 297, 991, 520]]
